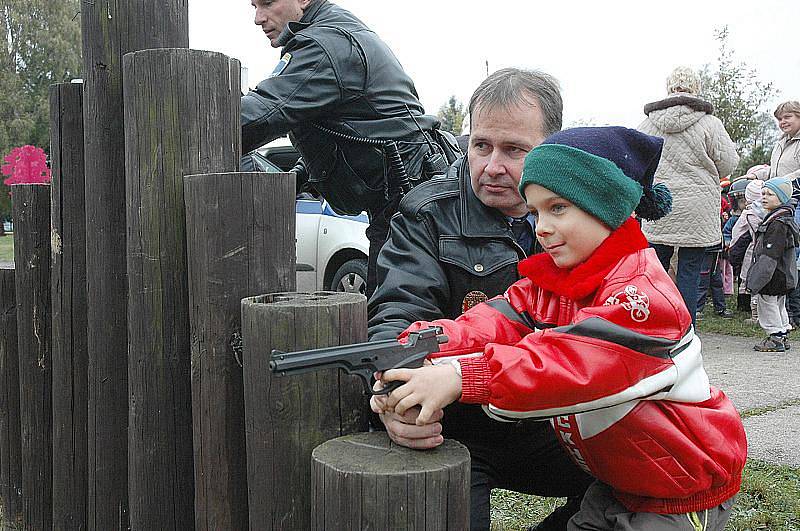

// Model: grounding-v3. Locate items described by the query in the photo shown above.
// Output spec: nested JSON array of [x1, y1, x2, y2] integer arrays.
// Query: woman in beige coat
[[639, 66, 739, 326], [748, 101, 800, 326]]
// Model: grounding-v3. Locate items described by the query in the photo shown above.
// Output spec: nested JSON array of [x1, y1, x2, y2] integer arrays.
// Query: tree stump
[[311, 432, 470, 530], [184, 171, 295, 530], [123, 48, 241, 530], [12, 184, 52, 531], [0, 267, 21, 523], [50, 81, 88, 531], [241, 292, 370, 530]]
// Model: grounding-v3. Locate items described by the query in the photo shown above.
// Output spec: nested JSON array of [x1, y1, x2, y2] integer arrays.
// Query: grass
[[0, 235, 13, 263], [490, 460, 800, 530], [695, 294, 763, 337]]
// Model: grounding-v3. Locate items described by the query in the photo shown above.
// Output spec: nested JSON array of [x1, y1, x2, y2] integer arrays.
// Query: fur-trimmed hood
[[643, 94, 714, 134]]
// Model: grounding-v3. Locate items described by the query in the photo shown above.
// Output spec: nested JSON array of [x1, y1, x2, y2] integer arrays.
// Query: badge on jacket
[[462, 291, 488, 313], [269, 53, 292, 78]]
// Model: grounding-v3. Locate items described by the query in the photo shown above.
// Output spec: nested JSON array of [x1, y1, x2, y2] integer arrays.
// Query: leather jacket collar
[[453, 157, 515, 239], [277, 0, 327, 47]]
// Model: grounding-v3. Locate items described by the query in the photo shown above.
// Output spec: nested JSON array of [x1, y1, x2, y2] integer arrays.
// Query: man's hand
[[371, 375, 445, 449], [381, 364, 462, 425]]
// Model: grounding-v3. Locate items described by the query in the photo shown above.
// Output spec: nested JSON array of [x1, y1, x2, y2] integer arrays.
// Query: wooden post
[[80, 2, 188, 528], [12, 184, 52, 530], [312, 432, 470, 530], [49, 81, 88, 531], [184, 171, 295, 530], [241, 292, 370, 530], [0, 267, 21, 523], [123, 48, 241, 530]]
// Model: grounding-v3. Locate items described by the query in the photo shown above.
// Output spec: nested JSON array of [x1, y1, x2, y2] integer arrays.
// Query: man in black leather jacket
[[241, 0, 458, 295], [369, 69, 593, 531]]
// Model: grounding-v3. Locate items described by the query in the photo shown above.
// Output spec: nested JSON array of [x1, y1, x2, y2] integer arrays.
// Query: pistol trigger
[[371, 380, 403, 396]]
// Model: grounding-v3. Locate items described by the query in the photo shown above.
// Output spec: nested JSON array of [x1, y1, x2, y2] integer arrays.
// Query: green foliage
[[0, 0, 82, 219], [699, 26, 779, 177], [437, 95, 466, 135]]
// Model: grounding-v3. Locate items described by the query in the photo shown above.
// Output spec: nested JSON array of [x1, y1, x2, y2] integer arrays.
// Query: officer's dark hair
[[468, 68, 563, 136]]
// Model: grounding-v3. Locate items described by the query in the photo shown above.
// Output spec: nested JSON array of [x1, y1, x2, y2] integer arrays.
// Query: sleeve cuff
[[458, 356, 492, 404]]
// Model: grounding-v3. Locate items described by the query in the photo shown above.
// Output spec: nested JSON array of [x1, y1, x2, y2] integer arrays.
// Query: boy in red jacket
[[375, 127, 747, 530]]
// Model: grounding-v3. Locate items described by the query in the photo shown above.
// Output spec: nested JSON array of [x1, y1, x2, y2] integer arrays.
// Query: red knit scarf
[[518, 218, 649, 301]]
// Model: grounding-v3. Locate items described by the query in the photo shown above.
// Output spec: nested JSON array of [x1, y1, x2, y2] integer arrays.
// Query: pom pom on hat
[[519, 126, 672, 229]]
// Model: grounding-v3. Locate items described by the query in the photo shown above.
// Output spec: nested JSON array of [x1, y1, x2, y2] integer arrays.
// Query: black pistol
[[269, 327, 448, 395]]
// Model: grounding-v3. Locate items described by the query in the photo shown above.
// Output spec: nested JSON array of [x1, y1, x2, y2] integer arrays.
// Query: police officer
[[369, 69, 592, 531], [241, 0, 459, 296]]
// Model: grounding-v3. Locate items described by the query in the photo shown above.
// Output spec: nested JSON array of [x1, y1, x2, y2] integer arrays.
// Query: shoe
[[753, 335, 786, 352], [716, 309, 735, 318], [783, 333, 791, 351], [527, 496, 583, 531]]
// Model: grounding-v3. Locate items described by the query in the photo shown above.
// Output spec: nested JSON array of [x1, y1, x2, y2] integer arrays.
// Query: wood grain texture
[[80, 2, 188, 528], [184, 171, 295, 530], [49, 82, 88, 531], [123, 48, 241, 530], [0, 267, 21, 523], [12, 185, 52, 531], [241, 292, 370, 530], [312, 432, 470, 531]]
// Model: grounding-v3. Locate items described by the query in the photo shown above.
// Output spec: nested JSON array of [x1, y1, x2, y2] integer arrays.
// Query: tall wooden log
[[123, 48, 241, 529], [0, 267, 21, 524], [12, 184, 52, 530], [312, 432, 470, 530], [241, 292, 370, 530], [184, 171, 295, 530], [49, 81, 88, 531], [81, 2, 188, 528]]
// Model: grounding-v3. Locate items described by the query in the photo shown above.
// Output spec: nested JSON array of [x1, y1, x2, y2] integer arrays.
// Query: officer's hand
[[371, 377, 444, 450], [377, 406, 445, 449]]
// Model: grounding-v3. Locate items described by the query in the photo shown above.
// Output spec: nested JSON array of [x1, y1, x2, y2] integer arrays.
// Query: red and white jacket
[[403, 219, 747, 514]]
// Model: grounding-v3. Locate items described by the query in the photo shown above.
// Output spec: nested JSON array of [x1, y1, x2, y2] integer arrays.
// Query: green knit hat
[[518, 127, 670, 229]]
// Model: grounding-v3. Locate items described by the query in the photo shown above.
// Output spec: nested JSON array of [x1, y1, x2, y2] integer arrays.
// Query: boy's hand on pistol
[[381, 363, 462, 425]]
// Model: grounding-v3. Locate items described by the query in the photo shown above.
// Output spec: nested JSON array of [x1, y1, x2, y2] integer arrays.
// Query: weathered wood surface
[[0, 267, 21, 524], [81, 2, 188, 528], [12, 185, 52, 531], [312, 432, 470, 530], [49, 81, 88, 531], [123, 48, 241, 530], [184, 171, 295, 530], [241, 292, 370, 530]]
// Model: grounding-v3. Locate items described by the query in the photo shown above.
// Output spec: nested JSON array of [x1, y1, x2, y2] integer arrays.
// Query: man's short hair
[[468, 68, 563, 137], [774, 101, 800, 119]]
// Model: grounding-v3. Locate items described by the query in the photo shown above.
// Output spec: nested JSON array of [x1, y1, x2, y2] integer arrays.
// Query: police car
[[242, 140, 369, 295]]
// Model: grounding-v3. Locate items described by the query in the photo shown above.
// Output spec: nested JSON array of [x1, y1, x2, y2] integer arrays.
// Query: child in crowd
[[744, 177, 800, 352], [730, 180, 766, 319], [375, 127, 747, 530]]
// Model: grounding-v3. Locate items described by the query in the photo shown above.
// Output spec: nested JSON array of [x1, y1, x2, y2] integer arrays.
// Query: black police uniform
[[241, 0, 458, 295], [368, 157, 593, 530]]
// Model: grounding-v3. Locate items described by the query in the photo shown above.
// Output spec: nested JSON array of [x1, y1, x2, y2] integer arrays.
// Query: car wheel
[[330, 258, 367, 295]]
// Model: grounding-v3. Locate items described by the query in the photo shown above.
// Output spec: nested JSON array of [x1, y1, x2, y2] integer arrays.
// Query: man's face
[[251, 0, 310, 48], [468, 102, 547, 217], [524, 184, 612, 269], [777, 112, 800, 138]]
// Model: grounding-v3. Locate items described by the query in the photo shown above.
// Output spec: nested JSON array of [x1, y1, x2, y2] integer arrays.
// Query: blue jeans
[[697, 251, 726, 314], [651, 244, 706, 328]]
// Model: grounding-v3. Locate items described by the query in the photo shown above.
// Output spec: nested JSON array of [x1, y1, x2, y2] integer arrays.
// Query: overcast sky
[[188, 0, 798, 130]]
